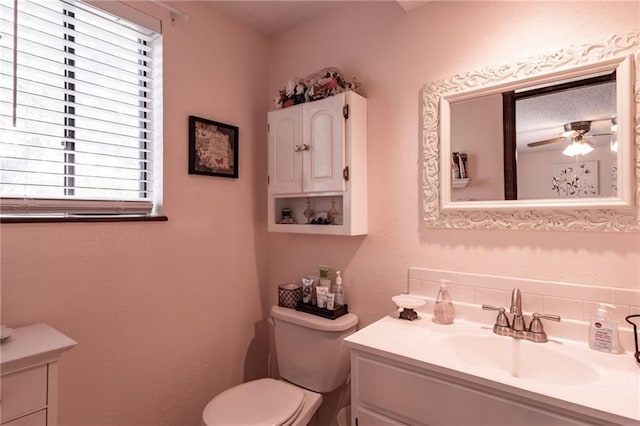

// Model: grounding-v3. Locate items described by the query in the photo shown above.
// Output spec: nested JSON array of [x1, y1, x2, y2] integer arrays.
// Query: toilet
[[202, 305, 358, 426]]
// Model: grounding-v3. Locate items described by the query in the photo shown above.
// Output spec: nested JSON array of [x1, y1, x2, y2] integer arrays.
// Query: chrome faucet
[[509, 287, 526, 335], [483, 288, 560, 343]]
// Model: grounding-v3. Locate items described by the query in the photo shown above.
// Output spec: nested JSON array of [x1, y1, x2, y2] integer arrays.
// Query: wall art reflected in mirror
[[422, 32, 639, 232]]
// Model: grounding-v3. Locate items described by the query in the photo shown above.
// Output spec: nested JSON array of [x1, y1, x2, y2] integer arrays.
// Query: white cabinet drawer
[[2, 410, 46, 426], [1, 365, 47, 423]]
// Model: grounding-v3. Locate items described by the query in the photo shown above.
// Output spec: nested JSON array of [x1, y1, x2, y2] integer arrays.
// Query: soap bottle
[[334, 271, 345, 307], [589, 303, 619, 353], [433, 279, 454, 324]]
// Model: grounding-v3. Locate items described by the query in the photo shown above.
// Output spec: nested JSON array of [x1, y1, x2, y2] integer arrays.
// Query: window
[[0, 0, 163, 218]]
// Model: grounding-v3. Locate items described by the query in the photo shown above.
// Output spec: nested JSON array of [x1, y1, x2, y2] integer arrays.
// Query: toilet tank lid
[[271, 306, 358, 331]]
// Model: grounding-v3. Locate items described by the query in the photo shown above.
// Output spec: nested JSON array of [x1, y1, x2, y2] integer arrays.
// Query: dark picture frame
[[188, 115, 239, 178]]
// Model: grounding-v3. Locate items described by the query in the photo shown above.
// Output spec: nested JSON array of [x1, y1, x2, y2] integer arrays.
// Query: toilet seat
[[202, 378, 305, 426]]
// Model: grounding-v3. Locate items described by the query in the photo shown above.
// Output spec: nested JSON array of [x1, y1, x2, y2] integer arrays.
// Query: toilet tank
[[271, 306, 358, 393]]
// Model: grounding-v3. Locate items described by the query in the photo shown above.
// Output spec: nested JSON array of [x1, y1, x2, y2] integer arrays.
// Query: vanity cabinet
[[350, 350, 609, 426], [1, 324, 76, 426], [267, 91, 367, 235]]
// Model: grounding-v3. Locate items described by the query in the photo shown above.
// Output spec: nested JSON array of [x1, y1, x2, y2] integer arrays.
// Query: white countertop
[[1, 323, 77, 374], [346, 307, 640, 425]]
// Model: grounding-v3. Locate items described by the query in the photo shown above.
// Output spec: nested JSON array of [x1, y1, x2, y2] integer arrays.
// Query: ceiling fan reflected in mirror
[[526, 118, 615, 156]]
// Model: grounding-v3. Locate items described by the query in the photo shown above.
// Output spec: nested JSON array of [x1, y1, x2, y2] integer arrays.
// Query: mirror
[[451, 73, 617, 201], [422, 31, 639, 231]]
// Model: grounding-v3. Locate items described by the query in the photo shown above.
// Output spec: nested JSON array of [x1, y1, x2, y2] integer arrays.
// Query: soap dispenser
[[334, 271, 345, 307], [433, 279, 454, 325], [589, 303, 619, 353]]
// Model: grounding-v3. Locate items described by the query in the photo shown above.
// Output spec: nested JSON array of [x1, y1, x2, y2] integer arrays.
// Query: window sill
[[0, 214, 168, 224]]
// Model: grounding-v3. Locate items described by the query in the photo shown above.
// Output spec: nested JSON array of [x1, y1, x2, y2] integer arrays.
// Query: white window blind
[[0, 0, 162, 216]]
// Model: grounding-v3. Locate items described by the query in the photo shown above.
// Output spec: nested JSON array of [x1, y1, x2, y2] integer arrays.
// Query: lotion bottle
[[334, 271, 345, 307], [433, 279, 454, 324], [589, 303, 619, 353]]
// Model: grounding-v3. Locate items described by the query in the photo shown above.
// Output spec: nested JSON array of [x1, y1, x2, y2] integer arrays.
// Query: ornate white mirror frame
[[422, 32, 640, 232]]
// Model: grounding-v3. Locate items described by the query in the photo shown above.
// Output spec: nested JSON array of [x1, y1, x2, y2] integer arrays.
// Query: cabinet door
[[268, 106, 303, 194], [302, 94, 346, 193]]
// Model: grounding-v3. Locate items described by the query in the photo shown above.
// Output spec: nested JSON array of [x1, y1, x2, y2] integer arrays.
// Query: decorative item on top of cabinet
[[1, 323, 76, 426], [274, 67, 361, 109], [267, 91, 367, 236]]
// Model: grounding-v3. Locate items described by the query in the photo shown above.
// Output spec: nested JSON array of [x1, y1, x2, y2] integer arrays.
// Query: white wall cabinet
[[1, 324, 76, 426], [267, 92, 367, 235], [350, 350, 612, 426]]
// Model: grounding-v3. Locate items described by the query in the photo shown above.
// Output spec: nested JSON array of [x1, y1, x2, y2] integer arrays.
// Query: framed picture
[[188, 115, 239, 178], [551, 160, 598, 198]]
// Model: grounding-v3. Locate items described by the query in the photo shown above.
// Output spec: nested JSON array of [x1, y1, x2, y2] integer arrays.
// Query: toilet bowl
[[202, 306, 358, 426]]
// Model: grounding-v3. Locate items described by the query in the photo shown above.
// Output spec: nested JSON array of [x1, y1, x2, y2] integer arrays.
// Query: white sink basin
[[441, 334, 600, 385]]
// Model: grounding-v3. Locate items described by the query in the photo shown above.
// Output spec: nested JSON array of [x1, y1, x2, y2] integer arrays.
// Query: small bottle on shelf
[[303, 198, 315, 223], [452, 153, 461, 180], [334, 271, 345, 307], [328, 199, 339, 224]]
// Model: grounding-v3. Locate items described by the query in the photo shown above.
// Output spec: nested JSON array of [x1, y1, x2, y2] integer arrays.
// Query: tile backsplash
[[408, 267, 640, 328]]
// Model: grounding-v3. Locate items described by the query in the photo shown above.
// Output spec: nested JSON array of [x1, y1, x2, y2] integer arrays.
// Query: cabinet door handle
[[295, 144, 310, 152], [294, 145, 302, 152]]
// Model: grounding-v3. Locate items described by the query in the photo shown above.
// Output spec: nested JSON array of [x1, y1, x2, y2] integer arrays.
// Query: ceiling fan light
[[580, 142, 594, 155], [562, 142, 582, 156], [611, 136, 618, 153], [562, 140, 594, 157]]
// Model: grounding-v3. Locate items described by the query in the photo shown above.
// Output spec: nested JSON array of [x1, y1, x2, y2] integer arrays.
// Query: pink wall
[[267, 1, 640, 327], [1, 2, 270, 425]]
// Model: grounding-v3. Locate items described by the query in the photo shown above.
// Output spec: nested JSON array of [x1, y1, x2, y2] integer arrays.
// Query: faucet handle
[[482, 304, 510, 328], [482, 304, 503, 311], [534, 312, 561, 320], [529, 312, 560, 333], [527, 313, 561, 343], [529, 313, 561, 333]]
